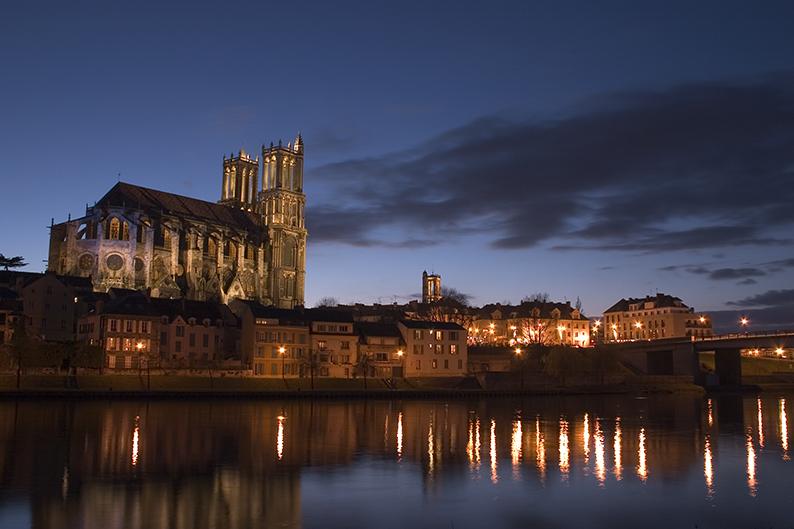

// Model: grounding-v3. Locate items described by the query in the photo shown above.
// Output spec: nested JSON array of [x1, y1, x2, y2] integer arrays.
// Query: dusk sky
[[2, 0, 794, 329]]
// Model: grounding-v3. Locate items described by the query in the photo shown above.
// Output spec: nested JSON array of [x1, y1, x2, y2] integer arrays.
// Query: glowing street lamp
[[515, 347, 524, 390], [611, 323, 618, 342], [699, 316, 707, 324], [279, 346, 287, 384], [776, 347, 785, 357], [396, 349, 405, 379], [740, 316, 749, 329]]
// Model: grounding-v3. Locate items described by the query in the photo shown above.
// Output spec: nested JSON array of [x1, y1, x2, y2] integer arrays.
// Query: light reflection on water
[[1, 394, 793, 529]]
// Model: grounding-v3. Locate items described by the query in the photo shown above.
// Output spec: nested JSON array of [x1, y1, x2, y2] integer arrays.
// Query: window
[[414, 330, 422, 340], [434, 330, 442, 341], [271, 364, 278, 375], [341, 341, 350, 350], [175, 341, 182, 353], [415, 359, 421, 370], [189, 333, 195, 347], [176, 326, 185, 337], [141, 321, 148, 334], [432, 359, 438, 369], [160, 331, 168, 345], [126, 320, 133, 333], [458, 359, 463, 370], [449, 331, 458, 340], [110, 319, 118, 332], [435, 344, 442, 354], [109, 218, 120, 239], [450, 344, 458, 355], [444, 359, 449, 369], [256, 347, 264, 358], [203, 334, 209, 347], [413, 344, 422, 355], [318, 340, 327, 350], [106, 337, 115, 350]]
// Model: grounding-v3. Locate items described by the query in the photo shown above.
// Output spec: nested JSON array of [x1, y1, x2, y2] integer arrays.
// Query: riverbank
[[0, 373, 711, 399]]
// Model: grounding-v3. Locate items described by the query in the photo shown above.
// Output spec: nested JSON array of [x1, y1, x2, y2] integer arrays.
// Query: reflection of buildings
[[0, 394, 790, 527]]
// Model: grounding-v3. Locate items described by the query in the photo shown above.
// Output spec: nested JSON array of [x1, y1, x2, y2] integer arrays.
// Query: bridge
[[602, 331, 794, 387]]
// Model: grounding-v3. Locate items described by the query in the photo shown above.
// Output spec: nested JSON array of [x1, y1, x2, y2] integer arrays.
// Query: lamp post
[[136, 341, 150, 390], [396, 349, 404, 384], [740, 316, 749, 335], [592, 320, 601, 346], [515, 347, 524, 391], [279, 346, 287, 388], [611, 323, 618, 342], [634, 321, 643, 340]]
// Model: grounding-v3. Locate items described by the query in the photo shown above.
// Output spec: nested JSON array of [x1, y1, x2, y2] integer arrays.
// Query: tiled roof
[[477, 301, 586, 320], [356, 321, 402, 338], [97, 182, 264, 233], [603, 293, 688, 313], [304, 308, 354, 323]]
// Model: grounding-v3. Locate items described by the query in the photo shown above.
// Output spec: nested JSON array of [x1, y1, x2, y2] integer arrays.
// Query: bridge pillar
[[714, 348, 742, 386], [646, 350, 674, 375]]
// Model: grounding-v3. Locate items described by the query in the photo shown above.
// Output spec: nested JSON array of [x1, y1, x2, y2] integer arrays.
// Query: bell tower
[[220, 149, 259, 211], [259, 135, 306, 308]]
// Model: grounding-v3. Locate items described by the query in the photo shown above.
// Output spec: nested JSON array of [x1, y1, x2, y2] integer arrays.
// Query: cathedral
[[48, 136, 307, 308]]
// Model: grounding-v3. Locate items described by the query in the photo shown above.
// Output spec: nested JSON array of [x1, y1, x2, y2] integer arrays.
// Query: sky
[[2, 0, 794, 331]]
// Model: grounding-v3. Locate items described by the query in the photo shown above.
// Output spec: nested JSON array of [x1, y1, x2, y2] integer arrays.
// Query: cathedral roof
[[97, 182, 264, 233]]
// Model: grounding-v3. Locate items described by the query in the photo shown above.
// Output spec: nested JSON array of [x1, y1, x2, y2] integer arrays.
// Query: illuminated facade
[[471, 301, 591, 347], [48, 136, 307, 308], [602, 293, 713, 342]]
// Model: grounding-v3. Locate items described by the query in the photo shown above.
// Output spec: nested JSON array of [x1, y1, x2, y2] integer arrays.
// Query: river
[[0, 394, 791, 528]]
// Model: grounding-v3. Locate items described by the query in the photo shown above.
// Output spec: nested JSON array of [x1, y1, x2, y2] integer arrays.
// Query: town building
[[305, 309, 356, 378], [0, 288, 21, 345], [78, 292, 237, 370], [20, 272, 94, 342], [231, 300, 310, 377], [47, 137, 307, 308], [398, 320, 468, 377], [357, 322, 405, 378], [602, 293, 713, 342], [471, 301, 591, 347]]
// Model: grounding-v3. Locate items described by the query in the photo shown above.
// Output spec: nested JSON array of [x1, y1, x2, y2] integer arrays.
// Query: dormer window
[[188, 317, 197, 326]]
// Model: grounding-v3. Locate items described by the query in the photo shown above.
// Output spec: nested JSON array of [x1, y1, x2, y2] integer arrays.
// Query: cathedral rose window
[[106, 254, 124, 271], [78, 254, 94, 271]]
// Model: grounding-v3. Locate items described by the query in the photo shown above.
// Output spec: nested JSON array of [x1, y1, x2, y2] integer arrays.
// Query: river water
[[0, 394, 791, 529]]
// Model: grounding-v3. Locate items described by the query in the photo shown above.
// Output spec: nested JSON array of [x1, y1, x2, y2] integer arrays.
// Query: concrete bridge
[[602, 331, 794, 387]]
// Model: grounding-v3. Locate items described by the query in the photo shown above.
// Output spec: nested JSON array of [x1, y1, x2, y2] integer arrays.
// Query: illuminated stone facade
[[48, 136, 307, 308], [602, 293, 713, 342]]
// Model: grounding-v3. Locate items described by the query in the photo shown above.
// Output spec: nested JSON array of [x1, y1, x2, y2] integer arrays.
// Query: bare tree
[[315, 296, 339, 308], [440, 286, 471, 306], [522, 292, 550, 303]]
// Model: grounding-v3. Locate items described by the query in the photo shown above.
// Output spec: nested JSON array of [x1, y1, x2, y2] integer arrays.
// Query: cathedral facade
[[48, 136, 307, 308]]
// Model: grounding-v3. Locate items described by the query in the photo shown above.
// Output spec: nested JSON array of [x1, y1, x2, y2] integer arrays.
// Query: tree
[[440, 286, 471, 306], [355, 354, 372, 390], [302, 351, 321, 390], [544, 346, 583, 386], [522, 292, 550, 303], [315, 296, 339, 308], [575, 296, 582, 312], [0, 254, 26, 271]]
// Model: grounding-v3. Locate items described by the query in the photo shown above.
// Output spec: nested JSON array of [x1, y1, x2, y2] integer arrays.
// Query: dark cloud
[[737, 278, 758, 285], [708, 267, 766, 280], [307, 73, 794, 250], [727, 289, 794, 307]]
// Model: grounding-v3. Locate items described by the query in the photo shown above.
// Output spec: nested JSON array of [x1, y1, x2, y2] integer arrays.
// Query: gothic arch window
[[108, 218, 120, 239], [207, 237, 217, 258], [282, 237, 296, 268], [224, 240, 236, 260]]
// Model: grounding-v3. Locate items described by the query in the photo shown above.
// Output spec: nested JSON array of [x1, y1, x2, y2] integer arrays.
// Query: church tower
[[220, 149, 259, 211], [259, 135, 307, 308], [422, 271, 442, 303]]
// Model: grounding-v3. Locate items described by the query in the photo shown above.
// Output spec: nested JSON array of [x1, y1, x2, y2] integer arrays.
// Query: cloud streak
[[307, 73, 794, 251]]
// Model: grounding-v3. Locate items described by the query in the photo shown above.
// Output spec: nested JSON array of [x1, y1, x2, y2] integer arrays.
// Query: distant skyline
[[2, 0, 794, 329]]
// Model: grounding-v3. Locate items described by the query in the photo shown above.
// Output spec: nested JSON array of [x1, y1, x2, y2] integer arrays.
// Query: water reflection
[[780, 399, 789, 460], [594, 419, 606, 485], [746, 429, 757, 496], [613, 417, 622, 481], [637, 427, 648, 481], [559, 418, 570, 478], [1, 395, 793, 528], [704, 434, 714, 497]]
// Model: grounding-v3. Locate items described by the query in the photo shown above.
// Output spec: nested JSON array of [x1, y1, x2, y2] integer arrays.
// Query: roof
[[603, 293, 688, 314], [21, 272, 94, 290], [96, 182, 265, 234], [400, 320, 466, 331], [304, 308, 354, 323], [235, 300, 309, 326], [0, 271, 42, 290], [356, 321, 402, 338], [477, 301, 586, 320], [98, 293, 232, 323]]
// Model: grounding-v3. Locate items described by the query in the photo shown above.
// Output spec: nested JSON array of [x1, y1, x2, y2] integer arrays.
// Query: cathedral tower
[[422, 271, 442, 303], [259, 135, 307, 308], [220, 149, 259, 211]]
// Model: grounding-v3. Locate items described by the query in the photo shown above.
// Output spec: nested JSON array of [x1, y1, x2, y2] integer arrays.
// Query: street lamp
[[396, 349, 405, 379], [611, 323, 618, 342], [279, 346, 287, 386], [775, 347, 785, 357], [135, 341, 150, 390], [514, 347, 524, 391]]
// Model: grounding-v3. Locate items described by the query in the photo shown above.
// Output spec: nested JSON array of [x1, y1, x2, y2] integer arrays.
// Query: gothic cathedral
[[48, 135, 307, 308]]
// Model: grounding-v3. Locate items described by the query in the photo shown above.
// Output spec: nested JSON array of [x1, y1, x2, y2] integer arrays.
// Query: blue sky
[[2, 0, 794, 326]]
